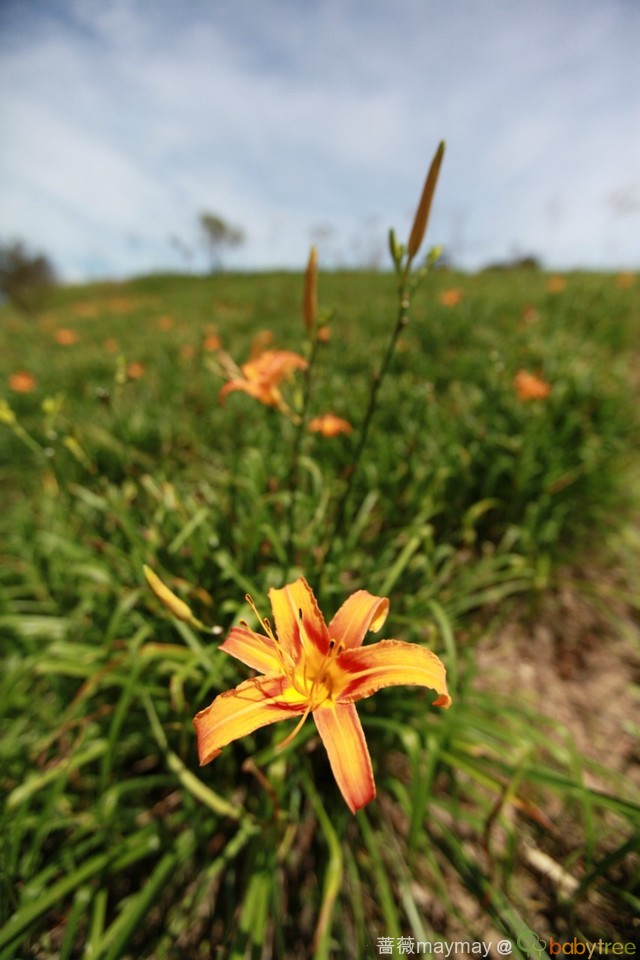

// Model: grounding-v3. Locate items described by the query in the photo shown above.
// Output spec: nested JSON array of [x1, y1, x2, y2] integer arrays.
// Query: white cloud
[[1, 0, 639, 278]]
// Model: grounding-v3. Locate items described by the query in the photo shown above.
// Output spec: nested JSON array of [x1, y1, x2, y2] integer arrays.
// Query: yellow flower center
[[276, 638, 343, 752], [293, 640, 341, 708], [244, 594, 345, 751]]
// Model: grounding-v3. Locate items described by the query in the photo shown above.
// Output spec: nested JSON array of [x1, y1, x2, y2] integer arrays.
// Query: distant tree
[[199, 213, 245, 272], [481, 254, 542, 272], [0, 239, 57, 315]]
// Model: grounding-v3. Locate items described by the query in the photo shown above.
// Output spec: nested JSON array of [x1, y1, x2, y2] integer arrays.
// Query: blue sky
[[1, 0, 639, 280]]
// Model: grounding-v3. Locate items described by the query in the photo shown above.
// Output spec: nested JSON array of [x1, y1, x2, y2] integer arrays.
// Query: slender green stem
[[7, 420, 46, 458], [318, 266, 414, 584], [284, 334, 321, 576]]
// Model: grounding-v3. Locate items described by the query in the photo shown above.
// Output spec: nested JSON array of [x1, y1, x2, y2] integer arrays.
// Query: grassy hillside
[[1, 266, 639, 957]]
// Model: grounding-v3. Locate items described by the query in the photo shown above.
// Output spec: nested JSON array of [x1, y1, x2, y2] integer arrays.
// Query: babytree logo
[[549, 939, 636, 957]]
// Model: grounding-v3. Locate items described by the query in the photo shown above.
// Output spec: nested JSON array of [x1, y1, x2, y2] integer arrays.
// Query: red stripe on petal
[[269, 577, 329, 658], [193, 675, 301, 765]]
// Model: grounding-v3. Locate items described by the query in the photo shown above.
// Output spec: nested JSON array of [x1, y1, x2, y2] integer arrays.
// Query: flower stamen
[[242, 598, 294, 674], [245, 594, 275, 640], [276, 701, 314, 751]]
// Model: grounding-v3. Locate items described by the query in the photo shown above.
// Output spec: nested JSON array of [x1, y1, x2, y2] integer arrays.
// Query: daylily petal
[[220, 624, 283, 675], [313, 702, 376, 813], [334, 639, 451, 707], [219, 350, 307, 412], [219, 379, 279, 406], [241, 350, 307, 385], [194, 674, 300, 764], [328, 590, 389, 650], [269, 577, 329, 658], [307, 414, 352, 437]]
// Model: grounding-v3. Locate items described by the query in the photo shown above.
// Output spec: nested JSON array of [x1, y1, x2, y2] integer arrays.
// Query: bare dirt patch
[[469, 571, 640, 944], [477, 578, 640, 795]]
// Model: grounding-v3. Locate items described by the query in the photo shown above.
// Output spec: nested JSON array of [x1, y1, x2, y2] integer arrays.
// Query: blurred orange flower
[[9, 371, 37, 393], [546, 276, 566, 294], [521, 304, 539, 324], [54, 328, 79, 345], [180, 344, 195, 360], [308, 414, 352, 437], [438, 288, 463, 307], [316, 324, 331, 343], [203, 333, 222, 352], [514, 369, 551, 401], [250, 330, 275, 359], [73, 302, 98, 318], [126, 362, 145, 380], [103, 338, 119, 353], [615, 272, 634, 289], [107, 297, 135, 313], [157, 314, 174, 331], [220, 349, 308, 413]]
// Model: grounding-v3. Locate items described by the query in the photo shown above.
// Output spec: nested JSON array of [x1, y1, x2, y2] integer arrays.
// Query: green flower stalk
[[320, 141, 446, 575]]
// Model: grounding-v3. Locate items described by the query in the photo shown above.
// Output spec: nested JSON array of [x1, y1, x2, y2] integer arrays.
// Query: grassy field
[[1, 261, 639, 958]]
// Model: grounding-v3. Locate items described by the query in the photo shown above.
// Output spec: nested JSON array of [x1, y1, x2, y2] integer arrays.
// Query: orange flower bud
[[407, 141, 445, 261], [143, 565, 194, 622]]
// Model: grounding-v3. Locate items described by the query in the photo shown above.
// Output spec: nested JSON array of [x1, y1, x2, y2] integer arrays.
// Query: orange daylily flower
[[54, 328, 79, 345], [514, 369, 551, 401], [521, 304, 539, 325], [219, 350, 308, 412], [546, 275, 566, 294], [203, 333, 222, 352], [438, 288, 463, 307], [106, 297, 136, 313], [73, 302, 98, 318], [9, 371, 37, 393], [308, 414, 353, 437], [126, 362, 145, 380], [193, 578, 451, 813]]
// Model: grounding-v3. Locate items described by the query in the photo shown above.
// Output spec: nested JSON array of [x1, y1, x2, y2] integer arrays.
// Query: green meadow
[[1, 262, 639, 957]]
